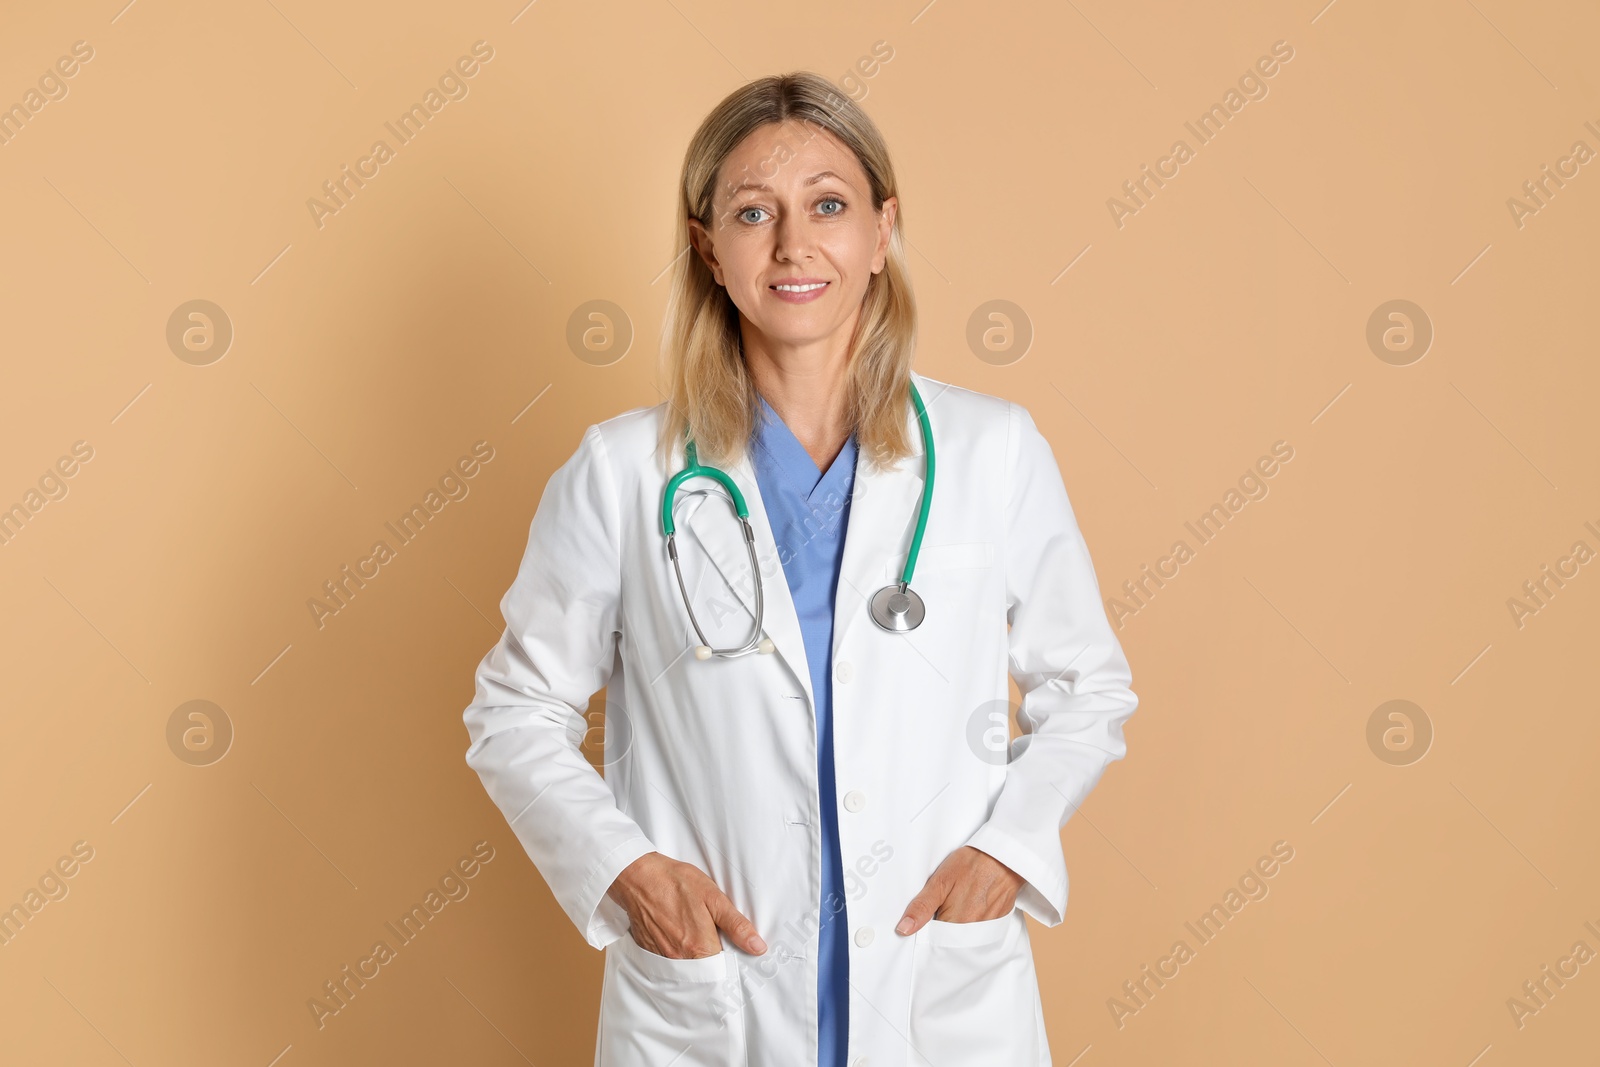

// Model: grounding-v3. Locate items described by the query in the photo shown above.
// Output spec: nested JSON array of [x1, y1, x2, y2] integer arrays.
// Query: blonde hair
[[656, 71, 917, 474]]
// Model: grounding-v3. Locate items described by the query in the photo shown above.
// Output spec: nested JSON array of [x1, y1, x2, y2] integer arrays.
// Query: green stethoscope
[[660, 380, 936, 659]]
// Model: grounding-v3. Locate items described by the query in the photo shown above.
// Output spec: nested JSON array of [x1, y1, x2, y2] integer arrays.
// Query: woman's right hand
[[606, 851, 767, 958]]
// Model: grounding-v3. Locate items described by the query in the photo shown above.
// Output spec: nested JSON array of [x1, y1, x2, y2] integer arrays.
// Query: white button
[[835, 660, 853, 684], [843, 790, 866, 812], [854, 926, 874, 947], [852, 1059, 870, 1067]]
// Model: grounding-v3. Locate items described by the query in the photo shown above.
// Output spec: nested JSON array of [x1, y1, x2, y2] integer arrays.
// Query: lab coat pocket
[[909, 909, 1047, 1065], [598, 933, 747, 1067]]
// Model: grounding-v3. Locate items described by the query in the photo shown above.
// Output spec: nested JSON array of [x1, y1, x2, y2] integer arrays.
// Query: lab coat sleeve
[[462, 422, 657, 951], [963, 402, 1139, 928]]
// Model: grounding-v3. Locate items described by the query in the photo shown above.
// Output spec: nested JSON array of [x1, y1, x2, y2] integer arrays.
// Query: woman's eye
[[739, 207, 769, 224], [818, 197, 845, 216]]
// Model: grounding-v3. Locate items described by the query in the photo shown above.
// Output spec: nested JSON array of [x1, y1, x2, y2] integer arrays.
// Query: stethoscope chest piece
[[869, 582, 925, 632]]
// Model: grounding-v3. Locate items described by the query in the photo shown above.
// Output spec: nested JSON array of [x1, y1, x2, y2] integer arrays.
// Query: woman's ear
[[872, 196, 898, 274], [687, 217, 724, 286]]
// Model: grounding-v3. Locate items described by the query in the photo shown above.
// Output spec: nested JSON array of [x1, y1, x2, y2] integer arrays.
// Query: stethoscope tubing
[[664, 503, 768, 657], [898, 378, 934, 589]]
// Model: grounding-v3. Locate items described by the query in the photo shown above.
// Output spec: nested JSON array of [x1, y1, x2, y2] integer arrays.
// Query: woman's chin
[[746, 315, 850, 351]]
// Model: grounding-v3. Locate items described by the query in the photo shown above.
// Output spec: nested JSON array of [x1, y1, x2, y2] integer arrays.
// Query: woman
[[463, 71, 1139, 1067]]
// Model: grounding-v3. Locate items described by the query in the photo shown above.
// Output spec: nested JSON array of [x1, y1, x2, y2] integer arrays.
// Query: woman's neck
[[743, 335, 853, 473]]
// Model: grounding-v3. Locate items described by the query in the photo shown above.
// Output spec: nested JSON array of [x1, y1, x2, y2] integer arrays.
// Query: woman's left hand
[[895, 846, 1025, 935]]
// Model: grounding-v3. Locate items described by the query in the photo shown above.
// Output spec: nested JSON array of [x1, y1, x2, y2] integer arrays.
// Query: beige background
[[2, 0, 1597, 1063]]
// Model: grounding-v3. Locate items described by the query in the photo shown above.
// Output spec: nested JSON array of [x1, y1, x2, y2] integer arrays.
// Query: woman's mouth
[[768, 280, 830, 304]]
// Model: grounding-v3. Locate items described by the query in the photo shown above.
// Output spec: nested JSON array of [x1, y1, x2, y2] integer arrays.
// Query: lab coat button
[[843, 790, 866, 812], [852, 1059, 870, 1067], [835, 660, 853, 684], [854, 926, 874, 947]]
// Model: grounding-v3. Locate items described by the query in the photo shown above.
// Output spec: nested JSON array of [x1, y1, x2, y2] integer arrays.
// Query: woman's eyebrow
[[724, 170, 848, 197]]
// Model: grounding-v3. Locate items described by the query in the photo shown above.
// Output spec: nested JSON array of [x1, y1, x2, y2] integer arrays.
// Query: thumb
[[896, 876, 949, 936], [707, 890, 767, 955]]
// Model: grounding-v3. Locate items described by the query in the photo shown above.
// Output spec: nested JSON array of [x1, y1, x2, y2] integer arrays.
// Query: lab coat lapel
[[831, 373, 935, 652], [679, 448, 814, 705]]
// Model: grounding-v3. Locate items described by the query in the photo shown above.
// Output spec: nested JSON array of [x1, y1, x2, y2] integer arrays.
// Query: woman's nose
[[772, 208, 816, 260]]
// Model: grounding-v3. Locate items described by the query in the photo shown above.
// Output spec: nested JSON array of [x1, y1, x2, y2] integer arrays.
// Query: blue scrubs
[[749, 394, 855, 1067]]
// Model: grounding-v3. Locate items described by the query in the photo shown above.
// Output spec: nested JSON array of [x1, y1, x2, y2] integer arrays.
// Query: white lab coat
[[462, 371, 1139, 1067]]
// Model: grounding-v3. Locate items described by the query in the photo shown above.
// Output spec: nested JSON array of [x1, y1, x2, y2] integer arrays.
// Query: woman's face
[[688, 119, 897, 356]]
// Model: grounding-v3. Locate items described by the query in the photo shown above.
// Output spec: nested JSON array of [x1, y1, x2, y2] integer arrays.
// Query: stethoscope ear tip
[[758, 637, 775, 654], [693, 645, 713, 660]]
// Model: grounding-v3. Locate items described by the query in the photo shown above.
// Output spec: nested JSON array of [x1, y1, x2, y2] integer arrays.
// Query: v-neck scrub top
[[748, 394, 856, 1067]]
